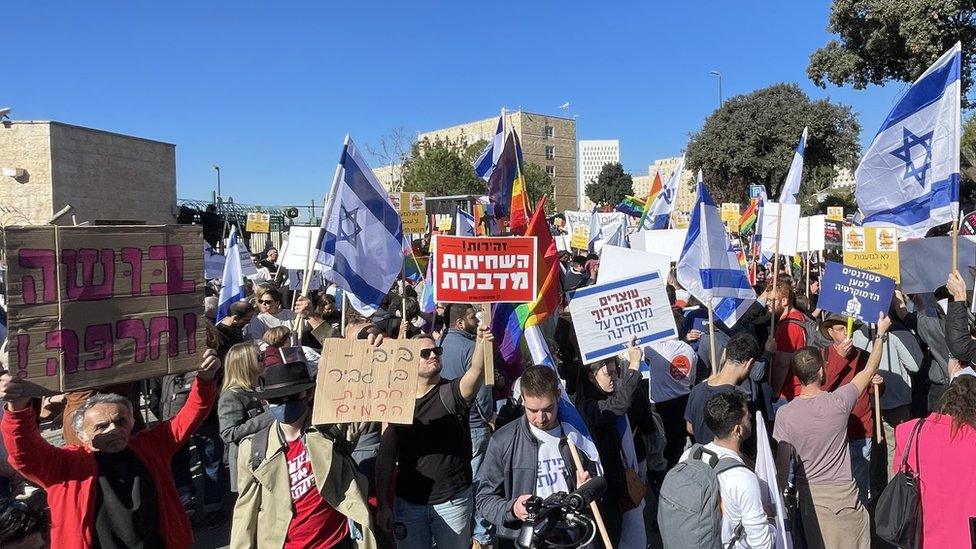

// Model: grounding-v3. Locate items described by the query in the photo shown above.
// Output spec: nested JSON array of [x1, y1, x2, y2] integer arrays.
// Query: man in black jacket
[[475, 366, 599, 548]]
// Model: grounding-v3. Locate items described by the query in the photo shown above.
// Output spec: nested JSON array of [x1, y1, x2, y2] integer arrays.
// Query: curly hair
[[939, 375, 976, 435]]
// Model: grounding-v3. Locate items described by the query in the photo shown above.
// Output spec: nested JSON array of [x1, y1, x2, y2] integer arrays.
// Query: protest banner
[[436, 215, 453, 232], [567, 271, 678, 364], [826, 206, 844, 221], [630, 228, 688, 262], [312, 338, 422, 425], [824, 219, 843, 262], [597, 245, 670, 285], [818, 261, 895, 323], [245, 212, 271, 233], [281, 226, 322, 270], [721, 203, 740, 222], [960, 211, 976, 236], [899, 235, 976, 293], [4, 225, 205, 393], [760, 202, 800, 256], [842, 226, 900, 282], [432, 235, 538, 303], [564, 210, 628, 250], [388, 193, 402, 211], [399, 192, 427, 233], [234, 235, 259, 277], [797, 215, 826, 253]]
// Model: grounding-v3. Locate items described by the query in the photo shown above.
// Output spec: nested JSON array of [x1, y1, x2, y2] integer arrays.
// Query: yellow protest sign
[[726, 218, 740, 233], [436, 215, 453, 232], [827, 206, 844, 221], [842, 226, 900, 282], [721, 203, 740, 222], [245, 212, 270, 233], [570, 227, 589, 250], [400, 192, 427, 233]]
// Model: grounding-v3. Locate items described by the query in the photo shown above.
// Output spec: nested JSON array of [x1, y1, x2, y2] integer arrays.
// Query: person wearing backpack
[[661, 391, 774, 548], [768, 279, 811, 404]]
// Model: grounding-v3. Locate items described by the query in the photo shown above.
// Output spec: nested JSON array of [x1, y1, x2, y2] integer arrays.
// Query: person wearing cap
[[216, 300, 256, 359], [819, 314, 883, 505], [0, 349, 222, 549], [231, 345, 377, 549]]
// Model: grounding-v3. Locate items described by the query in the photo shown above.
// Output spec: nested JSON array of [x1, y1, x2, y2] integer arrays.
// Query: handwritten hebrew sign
[[4, 225, 205, 393], [567, 270, 678, 364], [312, 339, 422, 425], [432, 235, 538, 303]]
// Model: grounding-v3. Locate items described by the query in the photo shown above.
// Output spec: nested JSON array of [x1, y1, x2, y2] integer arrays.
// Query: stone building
[[0, 121, 177, 227], [419, 111, 578, 211]]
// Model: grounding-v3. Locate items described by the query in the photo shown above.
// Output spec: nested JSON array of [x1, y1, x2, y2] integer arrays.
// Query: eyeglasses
[[258, 300, 275, 305], [420, 347, 444, 359]]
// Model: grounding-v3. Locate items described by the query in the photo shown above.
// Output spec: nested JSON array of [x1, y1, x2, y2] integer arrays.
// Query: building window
[[545, 165, 555, 177], [545, 146, 555, 160], [545, 125, 554, 139]]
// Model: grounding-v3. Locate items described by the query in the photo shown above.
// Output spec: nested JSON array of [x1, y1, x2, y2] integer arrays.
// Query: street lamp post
[[709, 70, 723, 108], [211, 165, 222, 211]]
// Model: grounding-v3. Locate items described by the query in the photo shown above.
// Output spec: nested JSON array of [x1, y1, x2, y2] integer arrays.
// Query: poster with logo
[[721, 203, 740, 223], [399, 192, 427, 233], [245, 212, 270, 233], [843, 227, 900, 282], [826, 206, 844, 221], [818, 261, 896, 323], [432, 235, 538, 303]]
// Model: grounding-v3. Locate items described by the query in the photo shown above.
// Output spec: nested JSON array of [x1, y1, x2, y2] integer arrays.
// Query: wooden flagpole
[[565, 442, 612, 549], [698, 201, 719, 376]]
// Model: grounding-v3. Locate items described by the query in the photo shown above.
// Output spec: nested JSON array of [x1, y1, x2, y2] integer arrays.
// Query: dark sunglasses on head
[[420, 347, 444, 359]]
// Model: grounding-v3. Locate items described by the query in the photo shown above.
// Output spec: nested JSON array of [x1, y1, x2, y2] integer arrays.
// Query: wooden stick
[[291, 231, 318, 337], [952, 213, 960, 275], [565, 441, 612, 549], [707, 297, 718, 376], [874, 388, 883, 443], [340, 291, 347, 338], [769, 203, 784, 338], [481, 303, 494, 386]]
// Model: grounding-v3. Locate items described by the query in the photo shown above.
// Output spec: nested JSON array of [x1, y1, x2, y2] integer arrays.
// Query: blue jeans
[[393, 491, 473, 549], [849, 437, 871, 505], [172, 418, 225, 512], [470, 425, 492, 544]]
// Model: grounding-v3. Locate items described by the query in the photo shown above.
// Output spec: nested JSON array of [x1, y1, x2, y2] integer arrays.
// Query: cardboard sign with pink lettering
[[4, 225, 206, 393]]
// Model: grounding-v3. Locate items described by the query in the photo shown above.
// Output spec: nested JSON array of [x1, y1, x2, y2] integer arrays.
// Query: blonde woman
[[217, 342, 273, 491]]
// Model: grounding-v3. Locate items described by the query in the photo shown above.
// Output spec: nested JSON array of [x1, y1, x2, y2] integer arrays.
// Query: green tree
[[522, 162, 556, 214], [686, 83, 860, 204], [807, 0, 975, 107], [964, 113, 976, 183], [585, 162, 633, 208], [401, 136, 486, 196]]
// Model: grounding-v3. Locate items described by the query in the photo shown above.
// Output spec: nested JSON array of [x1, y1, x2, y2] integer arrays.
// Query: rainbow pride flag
[[637, 171, 664, 228], [615, 195, 645, 217], [508, 129, 530, 235], [739, 199, 759, 234]]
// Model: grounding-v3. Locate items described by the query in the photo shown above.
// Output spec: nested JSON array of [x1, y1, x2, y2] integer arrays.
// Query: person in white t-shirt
[[248, 288, 298, 346], [680, 391, 774, 548], [645, 339, 697, 467]]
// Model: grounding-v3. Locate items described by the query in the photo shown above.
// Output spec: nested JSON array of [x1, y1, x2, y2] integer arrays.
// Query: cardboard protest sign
[[818, 261, 895, 323], [630, 228, 688, 262], [4, 225, 205, 393], [312, 339, 422, 425], [760, 202, 800, 256], [797, 215, 826, 253], [899, 236, 976, 293], [245, 212, 271, 233], [842, 227, 900, 282], [436, 215, 453, 232], [826, 206, 844, 221], [567, 271, 678, 364], [281, 226, 322, 270], [432, 235, 537, 303], [597, 245, 670, 285], [399, 192, 427, 233]]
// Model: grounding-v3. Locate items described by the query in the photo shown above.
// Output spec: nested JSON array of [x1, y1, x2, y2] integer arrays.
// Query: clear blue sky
[[6, 1, 910, 207]]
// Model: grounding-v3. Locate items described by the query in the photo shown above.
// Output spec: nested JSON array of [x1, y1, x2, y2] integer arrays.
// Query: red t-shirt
[[774, 309, 808, 400], [823, 346, 877, 440], [283, 438, 349, 549]]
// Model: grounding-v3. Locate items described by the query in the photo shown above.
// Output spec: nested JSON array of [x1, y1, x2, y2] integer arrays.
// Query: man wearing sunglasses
[[376, 327, 494, 549]]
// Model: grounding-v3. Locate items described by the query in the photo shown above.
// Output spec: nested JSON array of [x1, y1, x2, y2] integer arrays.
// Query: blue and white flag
[[779, 127, 807, 205], [474, 115, 505, 181], [856, 42, 961, 238], [216, 226, 245, 323], [456, 206, 476, 237], [641, 154, 685, 230], [203, 240, 226, 280], [319, 136, 406, 315], [525, 325, 603, 472], [587, 206, 602, 253], [601, 221, 628, 249], [677, 178, 756, 327]]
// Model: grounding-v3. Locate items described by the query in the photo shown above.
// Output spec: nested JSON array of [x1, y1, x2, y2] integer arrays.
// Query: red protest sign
[[432, 235, 538, 303]]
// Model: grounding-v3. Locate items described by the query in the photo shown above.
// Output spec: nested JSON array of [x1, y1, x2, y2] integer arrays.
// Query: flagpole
[[769, 203, 783, 340], [565, 441, 613, 549], [952, 212, 960, 274], [698, 200, 720, 376], [805, 220, 811, 299]]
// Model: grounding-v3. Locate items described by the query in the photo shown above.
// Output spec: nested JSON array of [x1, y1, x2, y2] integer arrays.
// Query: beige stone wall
[[0, 122, 54, 226], [649, 156, 696, 213], [49, 122, 176, 225]]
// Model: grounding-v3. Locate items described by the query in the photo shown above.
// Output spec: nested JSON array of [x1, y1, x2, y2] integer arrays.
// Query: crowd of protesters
[[0, 241, 973, 549]]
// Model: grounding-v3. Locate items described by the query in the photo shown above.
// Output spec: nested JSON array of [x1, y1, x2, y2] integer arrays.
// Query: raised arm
[[0, 375, 74, 487], [459, 326, 493, 403], [142, 349, 220, 454], [851, 313, 891, 395]]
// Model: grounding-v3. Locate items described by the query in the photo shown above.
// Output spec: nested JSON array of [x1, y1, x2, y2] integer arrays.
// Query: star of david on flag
[[855, 42, 961, 238]]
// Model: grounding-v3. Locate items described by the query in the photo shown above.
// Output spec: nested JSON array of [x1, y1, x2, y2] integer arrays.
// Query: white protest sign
[[282, 226, 323, 270], [203, 241, 225, 280], [597, 245, 671, 285], [796, 215, 826, 253], [555, 234, 571, 252], [564, 210, 628, 249], [233, 237, 259, 277], [630, 228, 687, 262], [760, 202, 800, 256], [899, 236, 976, 293], [568, 271, 678, 364]]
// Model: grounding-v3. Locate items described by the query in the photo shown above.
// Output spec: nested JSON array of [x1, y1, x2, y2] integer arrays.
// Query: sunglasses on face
[[258, 299, 275, 305], [420, 347, 444, 360]]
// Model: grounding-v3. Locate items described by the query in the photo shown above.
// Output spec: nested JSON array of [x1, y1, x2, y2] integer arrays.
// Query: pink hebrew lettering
[[183, 313, 198, 355], [84, 324, 114, 371], [62, 249, 115, 301], [18, 249, 57, 305], [120, 247, 143, 296], [149, 245, 196, 296], [149, 316, 179, 360], [46, 330, 79, 376], [116, 319, 148, 363]]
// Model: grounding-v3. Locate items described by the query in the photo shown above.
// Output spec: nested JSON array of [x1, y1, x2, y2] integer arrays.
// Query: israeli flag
[[456, 206, 476, 237], [474, 115, 505, 181], [641, 154, 685, 230], [587, 206, 602, 253], [677, 178, 756, 327], [779, 127, 807, 205], [216, 226, 245, 323], [856, 42, 961, 238], [203, 240, 226, 280], [319, 136, 406, 315]]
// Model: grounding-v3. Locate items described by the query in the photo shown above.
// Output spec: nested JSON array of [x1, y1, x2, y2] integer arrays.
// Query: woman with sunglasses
[[248, 288, 297, 347]]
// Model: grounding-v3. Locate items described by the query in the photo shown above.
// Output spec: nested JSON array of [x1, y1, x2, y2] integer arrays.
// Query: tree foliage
[[401, 136, 486, 196], [964, 113, 976, 184], [522, 162, 556, 214], [807, 0, 976, 107], [685, 83, 861, 204], [585, 162, 633, 208]]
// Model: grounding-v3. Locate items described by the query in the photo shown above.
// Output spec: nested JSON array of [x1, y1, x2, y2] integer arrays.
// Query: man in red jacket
[[0, 349, 221, 549]]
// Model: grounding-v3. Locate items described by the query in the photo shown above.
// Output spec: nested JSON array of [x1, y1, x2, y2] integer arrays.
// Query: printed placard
[[826, 206, 844, 221], [567, 271, 678, 364], [564, 210, 628, 250], [4, 226, 205, 393], [721, 203, 740, 222], [400, 192, 427, 233], [432, 235, 538, 303], [843, 227, 900, 282], [245, 212, 271, 233], [312, 339, 422, 425], [818, 261, 896, 323]]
